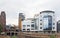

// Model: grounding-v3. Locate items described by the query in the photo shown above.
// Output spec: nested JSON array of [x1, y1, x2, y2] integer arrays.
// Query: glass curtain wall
[[43, 15, 52, 31]]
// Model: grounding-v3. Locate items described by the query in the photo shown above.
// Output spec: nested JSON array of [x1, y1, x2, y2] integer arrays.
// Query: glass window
[[23, 25, 26, 27], [53, 27, 55, 29], [43, 15, 52, 30], [27, 25, 30, 27], [23, 29, 25, 30], [31, 24, 34, 27], [40, 23, 42, 25], [53, 23, 55, 25], [27, 29, 29, 30], [49, 23, 51, 25], [40, 27, 42, 29], [31, 29, 34, 30]]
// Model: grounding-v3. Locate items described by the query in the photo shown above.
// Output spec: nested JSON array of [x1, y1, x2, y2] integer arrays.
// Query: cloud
[[0, 0, 60, 25]]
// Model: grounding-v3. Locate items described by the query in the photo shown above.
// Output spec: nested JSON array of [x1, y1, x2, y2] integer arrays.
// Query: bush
[[11, 35, 17, 38], [50, 35, 56, 38]]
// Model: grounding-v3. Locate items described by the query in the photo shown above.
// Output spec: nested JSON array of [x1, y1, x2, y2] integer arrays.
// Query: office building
[[22, 18, 35, 31], [39, 10, 56, 32], [22, 10, 57, 33], [18, 13, 25, 31], [57, 20, 60, 33]]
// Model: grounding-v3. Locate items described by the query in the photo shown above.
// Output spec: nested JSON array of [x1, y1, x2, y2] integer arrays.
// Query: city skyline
[[0, 0, 60, 25]]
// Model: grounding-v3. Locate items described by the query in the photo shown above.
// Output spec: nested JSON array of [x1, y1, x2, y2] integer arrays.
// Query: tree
[[0, 24, 2, 34]]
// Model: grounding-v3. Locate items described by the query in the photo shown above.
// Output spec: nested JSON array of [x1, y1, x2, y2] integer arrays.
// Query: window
[[23, 25, 26, 27], [40, 23, 42, 25], [23, 29, 25, 30], [32, 20, 34, 21], [31, 24, 34, 27], [53, 27, 55, 29], [40, 27, 42, 29], [27, 25, 30, 27], [53, 23, 55, 25], [31, 29, 34, 30], [43, 15, 52, 30], [49, 23, 51, 25], [27, 29, 30, 31]]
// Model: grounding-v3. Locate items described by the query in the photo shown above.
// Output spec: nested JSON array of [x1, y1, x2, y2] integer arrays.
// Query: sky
[[0, 0, 60, 25]]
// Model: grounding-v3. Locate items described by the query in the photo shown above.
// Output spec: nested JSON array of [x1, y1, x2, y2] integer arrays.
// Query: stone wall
[[18, 32, 60, 38], [0, 35, 10, 38]]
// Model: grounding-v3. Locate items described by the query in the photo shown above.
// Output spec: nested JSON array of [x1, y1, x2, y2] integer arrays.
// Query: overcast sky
[[0, 0, 60, 25]]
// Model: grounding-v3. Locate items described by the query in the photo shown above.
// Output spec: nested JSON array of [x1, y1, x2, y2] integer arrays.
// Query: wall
[[19, 32, 60, 38]]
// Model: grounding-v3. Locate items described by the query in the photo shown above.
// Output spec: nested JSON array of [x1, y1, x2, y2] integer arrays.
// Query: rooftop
[[40, 10, 54, 14]]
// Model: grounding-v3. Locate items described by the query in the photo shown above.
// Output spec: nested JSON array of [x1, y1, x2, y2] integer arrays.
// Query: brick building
[[0, 11, 6, 32]]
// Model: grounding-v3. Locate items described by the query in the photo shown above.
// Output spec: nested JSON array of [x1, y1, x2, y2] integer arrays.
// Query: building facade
[[22, 10, 57, 32], [22, 18, 35, 31], [18, 13, 25, 31], [57, 20, 60, 33], [39, 10, 56, 32], [0, 11, 6, 32]]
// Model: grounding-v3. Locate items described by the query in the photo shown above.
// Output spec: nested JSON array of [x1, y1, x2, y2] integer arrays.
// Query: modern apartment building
[[22, 10, 57, 33]]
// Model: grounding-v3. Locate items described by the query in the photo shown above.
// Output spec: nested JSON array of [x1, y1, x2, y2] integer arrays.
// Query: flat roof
[[40, 10, 55, 14]]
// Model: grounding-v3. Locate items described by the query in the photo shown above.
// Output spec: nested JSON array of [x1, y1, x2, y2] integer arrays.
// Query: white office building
[[22, 18, 35, 31], [22, 10, 57, 32], [39, 10, 56, 32]]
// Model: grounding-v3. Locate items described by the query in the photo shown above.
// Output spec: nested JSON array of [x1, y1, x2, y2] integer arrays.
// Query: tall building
[[22, 10, 57, 33], [18, 13, 25, 31], [57, 20, 60, 33], [0, 11, 6, 32]]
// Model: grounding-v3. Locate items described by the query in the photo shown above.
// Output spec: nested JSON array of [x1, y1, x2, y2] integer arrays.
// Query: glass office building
[[22, 10, 56, 32], [39, 10, 56, 32], [43, 15, 52, 30]]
